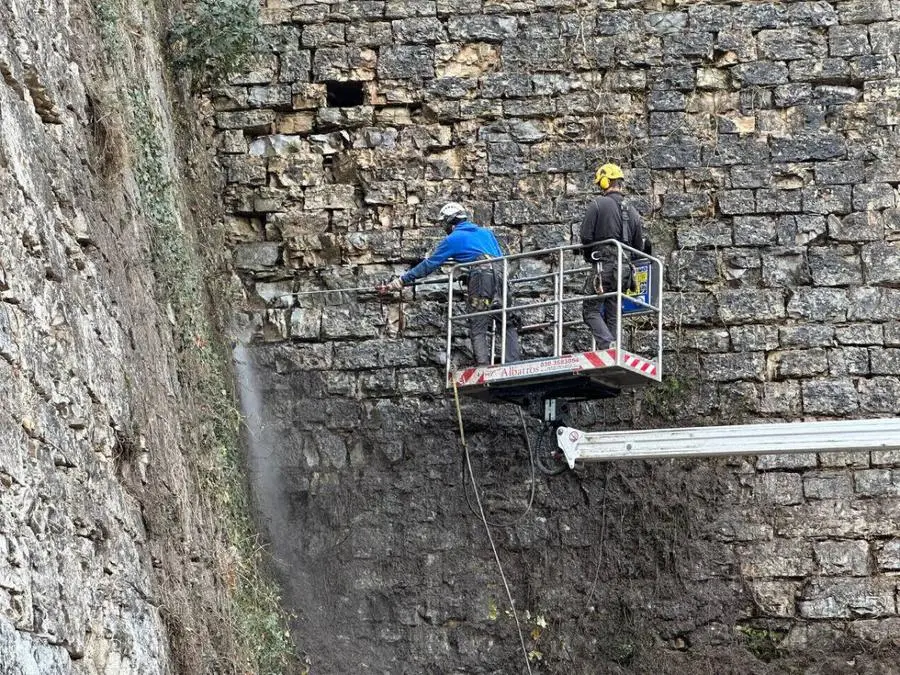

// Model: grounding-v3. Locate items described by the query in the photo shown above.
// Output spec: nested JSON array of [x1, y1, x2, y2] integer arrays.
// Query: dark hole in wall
[[325, 80, 364, 107]]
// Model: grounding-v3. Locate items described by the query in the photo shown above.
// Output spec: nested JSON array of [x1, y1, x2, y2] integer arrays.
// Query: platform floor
[[450, 348, 660, 404]]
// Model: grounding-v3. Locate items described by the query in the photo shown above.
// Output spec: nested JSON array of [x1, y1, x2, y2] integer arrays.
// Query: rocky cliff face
[[0, 0, 253, 672], [224, 0, 900, 672]]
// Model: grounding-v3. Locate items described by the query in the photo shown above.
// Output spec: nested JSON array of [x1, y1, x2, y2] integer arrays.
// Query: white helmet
[[439, 202, 468, 233]]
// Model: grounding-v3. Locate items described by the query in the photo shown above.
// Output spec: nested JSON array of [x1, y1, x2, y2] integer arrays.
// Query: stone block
[[761, 248, 811, 287], [378, 45, 434, 79], [664, 293, 718, 327], [233, 242, 281, 270], [748, 580, 801, 618], [647, 136, 701, 169], [755, 472, 803, 505], [814, 540, 869, 576], [320, 305, 380, 340], [676, 221, 732, 247], [731, 165, 771, 190], [794, 214, 828, 246], [732, 325, 780, 352], [648, 90, 685, 111], [717, 289, 785, 324], [849, 288, 900, 321], [836, 0, 893, 23], [347, 22, 393, 46], [870, 21, 900, 54], [802, 378, 859, 413], [770, 349, 828, 379], [717, 190, 756, 215], [667, 250, 719, 290], [703, 137, 771, 167], [758, 28, 827, 61], [789, 57, 851, 83], [358, 369, 397, 397], [757, 452, 818, 471], [333, 339, 418, 369], [737, 539, 815, 578], [662, 32, 714, 59], [862, 242, 900, 286], [808, 246, 863, 286], [849, 618, 900, 646], [317, 106, 375, 130], [700, 352, 765, 382], [771, 134, 846, 162], [447, 15, 517, 41], [875, 540, 900, 571], [836, 324, 883, 345], [854, 183, 897, 211], [803, 472, 854, 500], [755, 189, 802, 214], [855, 469, 900, 497], [302, 23, 346, 47], [869, 348, 900, 375], [733, 3, 784, 29], [777, 500, 900, 538], [863, 78, 900, 103], [798, 578, 896, 619], [829, 24, 872, 56], [661, 193, 712, 219], [758, 381, 803, 416], [392, 17, 446, 43], [384, 0, 435, 17], [859, 377, 900, 413], [814, 160, 866, 185], [850, 54, 899, 80], [828, 346, 870, 376], [779, 325, 835, 349], [215, 109, 276, 133], [487, 142, 525, 175], [787, 288, 849, 321], [272, 342, 333, 371], [732, 61, 789, 85], [648, 112, 685, 136], [396, 367, 443, 396], [829, 211, 885, 242]]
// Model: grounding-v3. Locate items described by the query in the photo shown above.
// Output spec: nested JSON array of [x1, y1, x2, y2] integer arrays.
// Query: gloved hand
[[376, 276, 404, 293]]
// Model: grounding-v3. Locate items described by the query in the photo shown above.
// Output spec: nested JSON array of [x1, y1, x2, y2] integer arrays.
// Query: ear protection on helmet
[[594, 163, 625, 191]]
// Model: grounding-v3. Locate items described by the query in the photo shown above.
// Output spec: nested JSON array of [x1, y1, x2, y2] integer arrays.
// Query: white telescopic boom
[[556, 418, 900, 468]]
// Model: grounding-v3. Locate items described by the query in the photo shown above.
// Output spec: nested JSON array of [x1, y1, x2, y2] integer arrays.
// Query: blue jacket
[[401, 220, 504, 284]]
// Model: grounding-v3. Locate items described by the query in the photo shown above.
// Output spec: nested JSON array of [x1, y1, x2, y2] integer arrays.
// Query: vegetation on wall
[[90, 0, 297, 671], [168, 0, 259, 87]]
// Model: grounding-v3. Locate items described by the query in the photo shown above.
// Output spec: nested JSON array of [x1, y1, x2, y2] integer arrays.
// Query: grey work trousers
[[582, 271, 630, 348], [467, 268, 520, 365]]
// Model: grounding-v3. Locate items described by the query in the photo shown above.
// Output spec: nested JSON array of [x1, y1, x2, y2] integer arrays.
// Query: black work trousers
[[582, 269, 631, 349], [466, 267, 520, 365]]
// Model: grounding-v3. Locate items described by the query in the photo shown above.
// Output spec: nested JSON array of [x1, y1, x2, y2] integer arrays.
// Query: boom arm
[[556, 418, 900, 468]]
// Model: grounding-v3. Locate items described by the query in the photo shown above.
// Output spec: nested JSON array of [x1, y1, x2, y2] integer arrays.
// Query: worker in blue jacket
[[378, 202, 520, 365]]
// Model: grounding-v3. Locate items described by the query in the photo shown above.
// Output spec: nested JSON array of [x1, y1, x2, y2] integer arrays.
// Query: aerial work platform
[[451, 347, 658, 403], [444, 240, 663, 404]]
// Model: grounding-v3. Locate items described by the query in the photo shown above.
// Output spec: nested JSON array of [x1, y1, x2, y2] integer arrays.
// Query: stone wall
[[0, 0, 244, 672], [221, 0, 900, 671]]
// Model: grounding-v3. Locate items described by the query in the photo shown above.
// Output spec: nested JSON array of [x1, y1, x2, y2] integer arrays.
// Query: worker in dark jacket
[[378, 202, 520, 365], [580, 163, 646, 349]]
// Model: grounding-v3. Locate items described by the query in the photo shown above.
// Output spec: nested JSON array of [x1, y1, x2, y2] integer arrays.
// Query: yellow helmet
[[594, 163, 625, 190]]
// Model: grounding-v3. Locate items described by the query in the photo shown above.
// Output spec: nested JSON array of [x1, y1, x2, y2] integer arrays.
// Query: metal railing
[[444, 240, 664, 383]]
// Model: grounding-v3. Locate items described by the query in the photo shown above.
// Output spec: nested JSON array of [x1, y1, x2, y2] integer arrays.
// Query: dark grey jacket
[[579, 192, 645, 275]]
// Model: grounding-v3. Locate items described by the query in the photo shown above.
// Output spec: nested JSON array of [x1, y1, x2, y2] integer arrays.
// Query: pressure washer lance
[[283, 276, 455, 299]]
